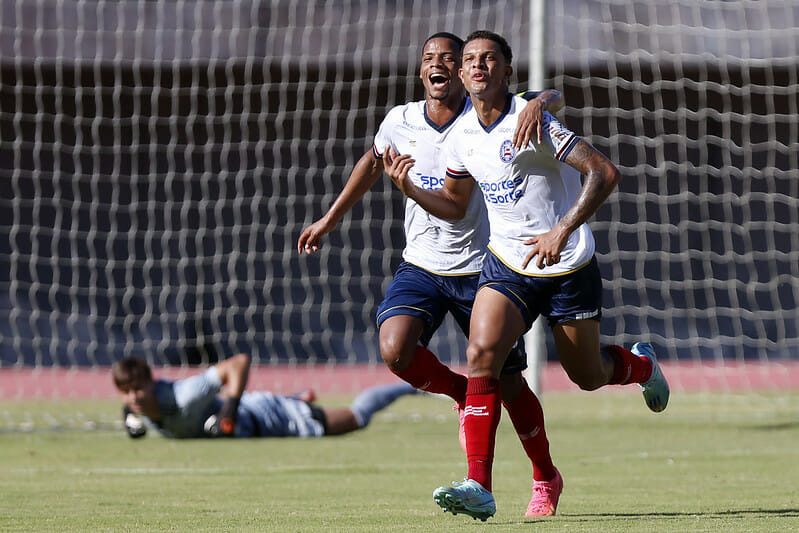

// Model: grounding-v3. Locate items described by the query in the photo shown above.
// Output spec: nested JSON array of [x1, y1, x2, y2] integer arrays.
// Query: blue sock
[[349, 382, 417, 428]]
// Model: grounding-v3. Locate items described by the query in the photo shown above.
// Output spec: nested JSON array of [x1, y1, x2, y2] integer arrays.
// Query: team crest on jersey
[[499, 139, 516, 162]]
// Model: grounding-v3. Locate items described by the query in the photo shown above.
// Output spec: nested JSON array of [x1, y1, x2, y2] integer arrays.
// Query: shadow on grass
[[496, 508, 799, 525], [750, 421, 799, 431]]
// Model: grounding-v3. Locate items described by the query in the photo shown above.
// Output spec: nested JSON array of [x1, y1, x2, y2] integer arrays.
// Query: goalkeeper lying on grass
[[112, 354, 416, 439]]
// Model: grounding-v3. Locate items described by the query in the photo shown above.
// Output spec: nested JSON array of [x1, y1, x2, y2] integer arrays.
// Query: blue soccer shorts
[[376, 261, 526, 373], [478, 252, 603, 331]]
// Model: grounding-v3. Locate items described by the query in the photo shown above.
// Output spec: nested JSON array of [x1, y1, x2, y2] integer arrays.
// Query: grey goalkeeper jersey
[[146, 367, 324, 438]]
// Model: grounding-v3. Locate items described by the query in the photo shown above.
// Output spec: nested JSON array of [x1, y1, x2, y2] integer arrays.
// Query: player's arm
[[297, 149, 384, 254], [514, 89, 565, 149], [210, 353, 251, 435], [522, 139, 622, 270], [384, 147, 473, 220]]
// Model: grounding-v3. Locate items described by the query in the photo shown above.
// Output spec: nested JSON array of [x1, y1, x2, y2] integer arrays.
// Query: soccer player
[[387, 30, 670, 521], [112, 354, 416, 439], [298, 32, 565, 517]]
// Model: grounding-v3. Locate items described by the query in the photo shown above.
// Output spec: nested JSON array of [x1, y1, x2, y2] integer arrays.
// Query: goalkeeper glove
[[204, 397, 240, 437], [123, 406, 147, 438], [218, 396, 240, 435]]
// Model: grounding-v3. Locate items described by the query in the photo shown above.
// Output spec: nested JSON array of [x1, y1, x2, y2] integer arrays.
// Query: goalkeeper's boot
[[633, 342, 670, 412], [433, 479, 496, 521], [525, 467, 563, 517], [453, 401, 467, 454]]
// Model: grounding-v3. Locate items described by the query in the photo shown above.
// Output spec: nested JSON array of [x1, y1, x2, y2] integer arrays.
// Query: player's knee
[[378, 336, 413, 371], [465, 342, 498, 376]]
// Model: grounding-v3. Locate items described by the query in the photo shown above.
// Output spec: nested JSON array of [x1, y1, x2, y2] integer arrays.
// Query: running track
[[1, 361, 799, 399]]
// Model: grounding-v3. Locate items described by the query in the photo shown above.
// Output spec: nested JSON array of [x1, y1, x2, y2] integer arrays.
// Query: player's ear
[[505, 65, 513, 83]]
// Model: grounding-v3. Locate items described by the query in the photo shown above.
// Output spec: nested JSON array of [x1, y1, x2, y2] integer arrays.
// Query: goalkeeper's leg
[[322, 382, 417, 436]]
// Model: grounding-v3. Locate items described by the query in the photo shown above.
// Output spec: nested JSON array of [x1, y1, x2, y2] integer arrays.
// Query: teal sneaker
[[633, 342, 670, 412], [433, 479, 496, 521]]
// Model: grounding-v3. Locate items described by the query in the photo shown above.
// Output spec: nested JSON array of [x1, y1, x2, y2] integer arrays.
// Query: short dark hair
[[112, 356, 153, 389], [423, 32, 464, 53], [464, 30, 513, 64]]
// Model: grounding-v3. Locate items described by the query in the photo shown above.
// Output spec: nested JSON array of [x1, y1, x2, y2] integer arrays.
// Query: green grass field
[[1, 390, 798, 532]]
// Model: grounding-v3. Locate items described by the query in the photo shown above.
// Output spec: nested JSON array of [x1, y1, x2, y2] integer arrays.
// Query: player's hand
[[513, 97, 546, 150], [123, 405, 147, 438], [297, 218, 334, 254], [522, 225, 570, 270], [383, 146, 416, 197]]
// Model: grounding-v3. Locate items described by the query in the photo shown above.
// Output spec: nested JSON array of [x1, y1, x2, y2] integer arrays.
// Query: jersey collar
[[423, 96, 467, 133], [477, 93, 513, 133]]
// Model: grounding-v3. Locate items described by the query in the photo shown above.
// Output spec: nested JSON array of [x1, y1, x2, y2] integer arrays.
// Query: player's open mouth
[[429, 73, 449, 89]]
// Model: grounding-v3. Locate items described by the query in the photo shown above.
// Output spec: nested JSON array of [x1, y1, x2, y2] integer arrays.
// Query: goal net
[[546, 1, 798, 368], [1, 1, 798, 416]]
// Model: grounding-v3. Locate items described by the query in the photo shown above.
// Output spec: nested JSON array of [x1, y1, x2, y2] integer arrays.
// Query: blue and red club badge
[[499, 139, 516, 162]]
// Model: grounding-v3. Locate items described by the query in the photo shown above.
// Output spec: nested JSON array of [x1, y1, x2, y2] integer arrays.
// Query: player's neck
[[424, 94, 465, 127], [470, 89, 510, 128]]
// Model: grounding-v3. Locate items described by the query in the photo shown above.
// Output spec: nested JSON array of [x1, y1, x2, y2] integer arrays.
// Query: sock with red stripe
[[604, 344, 653, 385], [464, 377, 501, 492], [502, 381, 556, 482], [390, 345, 467, 402]]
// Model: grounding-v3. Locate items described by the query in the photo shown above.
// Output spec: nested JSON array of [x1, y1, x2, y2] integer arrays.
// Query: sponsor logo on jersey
[[418, 174, 446, 190], [500, 139, 516, 162], [477, 175, 524, 204]]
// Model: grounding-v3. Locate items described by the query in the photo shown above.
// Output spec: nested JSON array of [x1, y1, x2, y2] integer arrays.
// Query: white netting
[[0, 0, 797, 388], [0, 0, 530, 371], [546, 1, 799, 363]]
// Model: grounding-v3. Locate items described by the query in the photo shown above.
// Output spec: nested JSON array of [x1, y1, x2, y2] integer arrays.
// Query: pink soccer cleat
[[454, 401, 467, 453], [525, 468, 563, 517]]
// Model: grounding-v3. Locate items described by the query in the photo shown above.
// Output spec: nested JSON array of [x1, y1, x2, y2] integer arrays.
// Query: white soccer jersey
[[373, 98, 488, 275], [445, 94, 595, 276]]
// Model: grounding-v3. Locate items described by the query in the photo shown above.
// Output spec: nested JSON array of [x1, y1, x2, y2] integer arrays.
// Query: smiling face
[[460, 38, 512, 101], [419, 36, 464, 102]]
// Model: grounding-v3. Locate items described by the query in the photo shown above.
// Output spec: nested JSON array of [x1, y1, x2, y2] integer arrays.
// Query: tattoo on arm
[[561, 139, 621, 232], [563, 139, 600, 175]]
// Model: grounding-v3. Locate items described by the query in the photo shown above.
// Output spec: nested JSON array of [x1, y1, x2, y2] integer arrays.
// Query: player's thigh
[[379, 314, 427, 366], [552, 319, 602, 376], [468, 287, 527, 376]]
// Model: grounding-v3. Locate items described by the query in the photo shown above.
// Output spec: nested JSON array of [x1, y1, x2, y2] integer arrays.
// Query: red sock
[[465, 377, 501, 491], [604, 345, 653, 385], [503, 382, 556, 482], [390, 346, 467, 402]]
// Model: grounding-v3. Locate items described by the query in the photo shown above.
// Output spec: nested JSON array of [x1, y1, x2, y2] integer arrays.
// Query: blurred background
[[0, 1, 796, 382]]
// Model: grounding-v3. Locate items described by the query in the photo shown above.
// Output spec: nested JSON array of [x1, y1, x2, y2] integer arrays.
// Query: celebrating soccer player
[[387, 30, 670, 521], [298, 32, 565, 518]]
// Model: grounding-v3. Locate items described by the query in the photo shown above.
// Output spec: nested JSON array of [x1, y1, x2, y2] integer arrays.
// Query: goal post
[[523, 0, 549, 396]]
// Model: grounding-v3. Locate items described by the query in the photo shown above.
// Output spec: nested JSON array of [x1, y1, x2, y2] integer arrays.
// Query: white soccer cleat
[[433, 478, 496, 521], [633, 342, 670, 412]]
